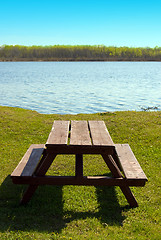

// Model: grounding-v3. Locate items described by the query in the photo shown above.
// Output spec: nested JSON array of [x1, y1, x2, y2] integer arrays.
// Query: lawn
[[0, 106, 160, 240]]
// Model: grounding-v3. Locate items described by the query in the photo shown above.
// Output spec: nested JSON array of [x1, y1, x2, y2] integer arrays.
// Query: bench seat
[[115, 144, 148, 185], [11, 144, 45, 178]]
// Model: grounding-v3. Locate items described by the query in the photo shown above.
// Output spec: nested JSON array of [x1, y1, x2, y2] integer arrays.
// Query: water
[[0, 62, 160, 114]]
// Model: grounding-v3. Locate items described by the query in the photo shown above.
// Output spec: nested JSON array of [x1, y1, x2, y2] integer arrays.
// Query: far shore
[[1, 45, 161, 62], [1, 58, 161, 62]]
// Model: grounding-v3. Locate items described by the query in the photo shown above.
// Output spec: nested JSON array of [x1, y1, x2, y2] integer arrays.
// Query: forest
[[0, 45, 161, 61]]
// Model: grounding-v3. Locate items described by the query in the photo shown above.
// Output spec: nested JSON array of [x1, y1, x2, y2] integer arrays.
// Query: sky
[[0, 0, 161, 47]]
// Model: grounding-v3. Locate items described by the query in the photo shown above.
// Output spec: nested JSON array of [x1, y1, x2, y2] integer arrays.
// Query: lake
[[0, 62, 160, 114]]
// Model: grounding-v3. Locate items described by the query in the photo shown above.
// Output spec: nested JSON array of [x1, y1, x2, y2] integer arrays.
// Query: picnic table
[[11, 120, 148, 207]]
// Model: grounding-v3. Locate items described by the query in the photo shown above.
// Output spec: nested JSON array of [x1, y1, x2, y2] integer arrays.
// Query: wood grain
[[89, 121, 114, 146], [46, 120, 70, 145], [70, 121, 91, 145], [115, 144, 148, 181], [11, 144, 45, 177]]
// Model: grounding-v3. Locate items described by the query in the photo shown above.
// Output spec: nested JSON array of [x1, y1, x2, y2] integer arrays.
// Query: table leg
[[112, 151, 122, 171], [35, 153, 57, 176], [20, 152, 57, 204], [75, 154, 83, 178], [20, 185, 38, 205], [102, 154, 138, 207], [120, 186, 138, 207], [102, 154, 122, 178]]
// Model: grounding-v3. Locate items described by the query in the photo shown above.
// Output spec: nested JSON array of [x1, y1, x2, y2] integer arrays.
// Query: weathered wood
[[10, 121, 147, 207], [46, 120, 114, 154], [12, 175, 146, 186], [20, 185, 38, 205], [46, 145, 114, 155], [120, 186, 138, 207], [35, 153, 57, 176], [115, 144, 148, 181], [11, 175, 127, 186], [75, 154, 83, 177], [46, 120, 70, 146], [70, 121, 91, 145], [11, 144, 45, 205], [112, 151, 122, 171], [102, 153, 138, 207], [11, 144, 45, 177], [102, 154, 123, 178], [89, 121, 114, 146], [20, 152, 57, 204]]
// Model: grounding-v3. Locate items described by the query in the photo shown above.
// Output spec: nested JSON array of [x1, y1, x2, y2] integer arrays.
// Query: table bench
[[11, 120, 148, 207]]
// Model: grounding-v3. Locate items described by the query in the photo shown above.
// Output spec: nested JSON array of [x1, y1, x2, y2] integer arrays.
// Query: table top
[[45, 120, 115, 154]]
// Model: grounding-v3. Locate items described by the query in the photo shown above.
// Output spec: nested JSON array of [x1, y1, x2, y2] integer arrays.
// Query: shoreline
[[0, 58, 161, 62], [0, 105, 160, 115]]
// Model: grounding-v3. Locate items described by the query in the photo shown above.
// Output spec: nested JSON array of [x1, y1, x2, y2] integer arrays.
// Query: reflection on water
[[0, 62, 160, 114]]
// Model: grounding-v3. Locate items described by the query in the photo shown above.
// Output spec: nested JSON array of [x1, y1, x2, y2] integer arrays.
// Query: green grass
[[0, 106, 161, 240]]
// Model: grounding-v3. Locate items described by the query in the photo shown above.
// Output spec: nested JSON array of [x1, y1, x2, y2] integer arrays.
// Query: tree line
[[0, 45, 161, 61]]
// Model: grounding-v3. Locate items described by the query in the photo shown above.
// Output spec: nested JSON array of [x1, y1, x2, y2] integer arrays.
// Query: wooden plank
[[115, 144, 148, 181], [70, 121, 91, 145], [89, 121, 114, 146], [11, 144, 45, 177], [11, 175, 127, 186], [46, 145, 114, 155], [12, 175, 146, 186], [46, 120, 70, 145]]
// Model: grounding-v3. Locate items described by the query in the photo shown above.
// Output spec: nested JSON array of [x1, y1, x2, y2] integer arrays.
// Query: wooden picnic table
[[11, 120, 148, 207]]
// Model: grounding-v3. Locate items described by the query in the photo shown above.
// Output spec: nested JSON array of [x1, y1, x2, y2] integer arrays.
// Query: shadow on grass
[[63, 185, 127, 227], [0, 175, 129, 234]]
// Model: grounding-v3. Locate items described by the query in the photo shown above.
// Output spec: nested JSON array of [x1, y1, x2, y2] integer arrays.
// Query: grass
[[0, 106, 161, 239]]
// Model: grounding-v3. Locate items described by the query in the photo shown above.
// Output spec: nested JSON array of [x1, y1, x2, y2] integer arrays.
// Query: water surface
[[0, 62, 160, 114]]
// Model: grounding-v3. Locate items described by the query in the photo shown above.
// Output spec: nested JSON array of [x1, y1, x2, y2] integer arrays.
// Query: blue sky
[[0, 0, 161, 47]]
